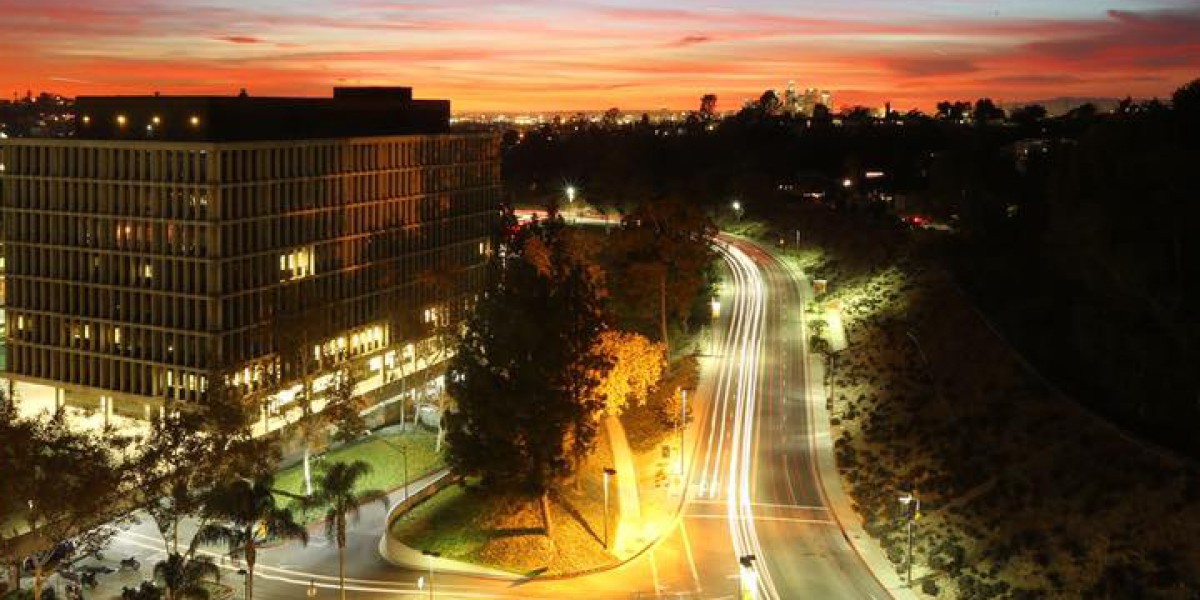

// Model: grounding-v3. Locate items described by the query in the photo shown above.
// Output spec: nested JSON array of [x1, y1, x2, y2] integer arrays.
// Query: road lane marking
[[679, 519, 702, 593]]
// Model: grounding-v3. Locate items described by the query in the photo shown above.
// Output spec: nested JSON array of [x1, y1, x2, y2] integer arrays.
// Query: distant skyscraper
[[784, 81, 800, 114], [0, 87, 499, 435]]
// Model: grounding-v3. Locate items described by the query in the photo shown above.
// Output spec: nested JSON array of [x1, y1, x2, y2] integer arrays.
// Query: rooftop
[[73, 87, 450, 142]]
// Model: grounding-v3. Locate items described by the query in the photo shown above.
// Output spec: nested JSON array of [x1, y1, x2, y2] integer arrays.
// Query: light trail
[[710, 240, 781, 600]]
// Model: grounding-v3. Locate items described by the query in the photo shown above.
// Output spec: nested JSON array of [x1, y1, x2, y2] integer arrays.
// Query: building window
[[280, 246, 316, 281]]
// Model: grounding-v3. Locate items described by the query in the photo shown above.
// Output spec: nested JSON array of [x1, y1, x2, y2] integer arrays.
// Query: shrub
[[921, 579, 940, 596]]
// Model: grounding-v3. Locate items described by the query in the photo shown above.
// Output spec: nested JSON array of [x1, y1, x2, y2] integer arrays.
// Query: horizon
[[3, 0, 1199, 113]]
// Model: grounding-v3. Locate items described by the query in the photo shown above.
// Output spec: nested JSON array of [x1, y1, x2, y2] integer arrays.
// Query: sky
[[2, 0, 1199, 112]]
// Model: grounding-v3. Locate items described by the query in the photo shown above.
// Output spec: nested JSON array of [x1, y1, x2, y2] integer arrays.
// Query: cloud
[[214, 35, 263, 44], [885, 57, 978, 78], [672, 35, 711, 47]]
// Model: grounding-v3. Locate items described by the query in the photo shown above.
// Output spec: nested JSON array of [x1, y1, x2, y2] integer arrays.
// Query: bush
[[922, 579, 940, 596]]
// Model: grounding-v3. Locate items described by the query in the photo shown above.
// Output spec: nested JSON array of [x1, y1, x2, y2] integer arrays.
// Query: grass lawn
[[274, 430, 444, 519], [390, 431, 617, 576]]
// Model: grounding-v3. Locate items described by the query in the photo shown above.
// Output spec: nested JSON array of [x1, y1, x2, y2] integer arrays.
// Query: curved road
[[88, 235, 891, 599]]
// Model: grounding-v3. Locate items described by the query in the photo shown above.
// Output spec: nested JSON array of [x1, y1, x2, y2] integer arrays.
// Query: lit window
[[83, 325, 90, 340], [16, 315, 24, 330], [143, 263, 153, 278], [113, 327, 122, 344], [279, 246, 316, 281]]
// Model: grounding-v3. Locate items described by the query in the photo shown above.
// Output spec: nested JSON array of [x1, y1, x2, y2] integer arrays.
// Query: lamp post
[[899, 491, 921, 586], [602, 467, 617, 549], [731, 200, 743, 222], [738, 554, 757, 599], [565, 185, 577, 220], [421, 550, 440, 599]]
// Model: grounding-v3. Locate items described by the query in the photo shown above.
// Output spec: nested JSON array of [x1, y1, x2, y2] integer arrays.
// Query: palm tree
[[302, 461, 389, 600], [198, 477, 309, 600], [153, 552, 221, 600]]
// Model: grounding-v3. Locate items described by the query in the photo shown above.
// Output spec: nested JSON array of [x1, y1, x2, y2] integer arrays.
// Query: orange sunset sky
[[2, 0, 1199, 112]]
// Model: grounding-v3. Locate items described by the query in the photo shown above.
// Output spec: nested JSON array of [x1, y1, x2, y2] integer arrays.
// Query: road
[[75, 235, 891, 599]]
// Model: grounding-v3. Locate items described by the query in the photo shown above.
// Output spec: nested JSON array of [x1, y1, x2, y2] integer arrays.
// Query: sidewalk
[[788, 256, 918, 600], [602, 415, 641, 559]]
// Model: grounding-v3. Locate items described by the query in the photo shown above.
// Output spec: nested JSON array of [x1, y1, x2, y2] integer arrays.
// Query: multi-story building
[[0, 87, 499, 434]]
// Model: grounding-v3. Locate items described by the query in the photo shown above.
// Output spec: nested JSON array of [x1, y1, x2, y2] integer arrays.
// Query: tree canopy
[[445, 222, 610, 495]]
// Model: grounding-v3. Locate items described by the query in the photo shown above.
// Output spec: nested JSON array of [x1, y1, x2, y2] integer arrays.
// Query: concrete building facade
[[0, 88, 498, 434]]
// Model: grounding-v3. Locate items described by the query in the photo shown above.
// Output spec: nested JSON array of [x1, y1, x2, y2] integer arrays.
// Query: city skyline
[[3, 0, 1199, 112]]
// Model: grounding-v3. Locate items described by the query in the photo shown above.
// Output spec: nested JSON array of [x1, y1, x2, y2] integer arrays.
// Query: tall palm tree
[[303, 461, 389, 600], [153, 552, 221, 600], [198, 477, 308, 600]]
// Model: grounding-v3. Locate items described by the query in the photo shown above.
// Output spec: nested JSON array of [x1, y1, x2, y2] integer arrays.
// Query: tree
[[273, 286, 339, 496], [602, 107, 621, 127], [811, 103, 833, 125], [301, 461, 388, 600], [972, 98, 1006, 124], [608, 195, 715, 351], [1009, 104, 1047, 128], [3, 411, 130, 600], [936, 100, 972, 121], [445, 224, 610, 534], [131, 378, 275, 560], [758, 90, 781, 116], [153, 552, 221, 600], [1173, 78, 1200, 131], [324, 367, 367, 445], [592, 330, 667, 415], [198, 477, 308, 600]]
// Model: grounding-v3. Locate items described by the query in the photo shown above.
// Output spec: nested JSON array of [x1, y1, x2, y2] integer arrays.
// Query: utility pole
[[899, 491, 920, 586]]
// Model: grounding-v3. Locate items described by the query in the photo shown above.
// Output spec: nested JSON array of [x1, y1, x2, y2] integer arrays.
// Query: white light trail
[[707, 240, 780, 600]]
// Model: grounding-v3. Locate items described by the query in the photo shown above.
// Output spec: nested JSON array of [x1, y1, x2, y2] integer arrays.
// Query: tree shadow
[[550, 490, 603, 546], [484, 526, 545, 539]]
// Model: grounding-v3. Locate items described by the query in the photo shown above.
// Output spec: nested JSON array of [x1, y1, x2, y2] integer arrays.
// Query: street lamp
[[602, 467, 617, 549], [842, 178, 853, 189], [899, 491, 921, 586], [731, 200, 743, 222], [421, 550, 440, 599], [738, 554, 757, 599]]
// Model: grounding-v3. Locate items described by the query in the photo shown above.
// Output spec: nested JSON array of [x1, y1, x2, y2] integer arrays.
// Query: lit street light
[[738, 554, 757, 599], [602, 467, 617, 549], [842, 178, 853, 189], [899, 491, 921, 586], [731, 200, 743, 221], [421, 550, 440, 599], [565, 185, 578, 221]]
